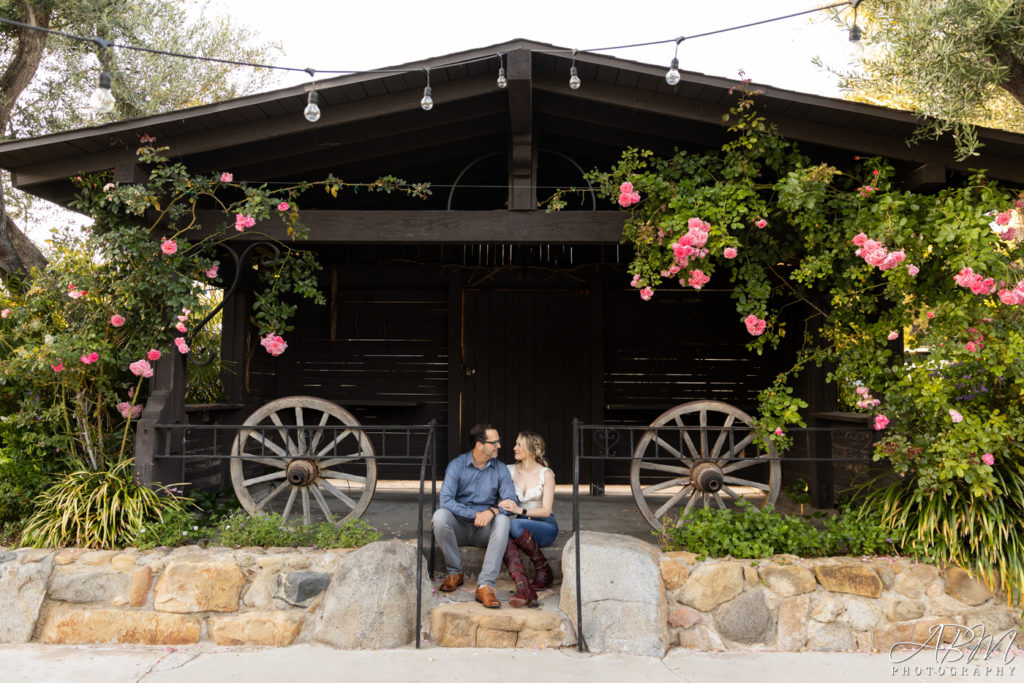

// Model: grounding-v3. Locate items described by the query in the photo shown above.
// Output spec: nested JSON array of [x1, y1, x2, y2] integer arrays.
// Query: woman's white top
[[508, 464, 551, 509]]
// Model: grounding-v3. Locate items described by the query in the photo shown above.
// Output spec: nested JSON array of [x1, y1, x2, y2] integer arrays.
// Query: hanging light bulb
[[666, 37, 683, 86], [304, 90, 321, 122], [88, 70, 115, 113], [848, 1, 865, 58], [569, 66, 581, 90], [420, 67, 434, 110], [665, 58, 681, 86], [496, 53, 507, 89]]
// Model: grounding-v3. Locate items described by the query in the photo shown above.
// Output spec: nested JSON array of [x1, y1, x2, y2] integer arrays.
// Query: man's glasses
[[484, 439, 501, 445]]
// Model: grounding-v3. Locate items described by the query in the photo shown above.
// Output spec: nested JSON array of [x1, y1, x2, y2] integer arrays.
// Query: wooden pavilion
[[4, 39, 1024, 505]]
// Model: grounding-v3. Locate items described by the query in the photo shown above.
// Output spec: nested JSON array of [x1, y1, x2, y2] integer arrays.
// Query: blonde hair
[[516, 431, 548, 467]]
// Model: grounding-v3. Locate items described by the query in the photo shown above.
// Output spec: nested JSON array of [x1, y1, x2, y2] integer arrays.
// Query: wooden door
[[460, 289, 591, 479]]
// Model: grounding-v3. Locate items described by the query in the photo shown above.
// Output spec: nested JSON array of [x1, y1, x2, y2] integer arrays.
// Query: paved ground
[[3, 642, 1021, 682]]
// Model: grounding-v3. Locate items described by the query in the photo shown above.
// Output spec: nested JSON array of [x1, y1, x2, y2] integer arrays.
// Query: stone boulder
[[47, 566, 129, 604], [153, 552, 245, 613], [678, 562, 744, 611], [813, 563, 882, 598], [559, 531, 667, 657], [714, 589, 773, 644], [312, 540, 430, 649], [759, 564, 816, 597], [0, 550, 53, 643], [944, 567, 993, 606]]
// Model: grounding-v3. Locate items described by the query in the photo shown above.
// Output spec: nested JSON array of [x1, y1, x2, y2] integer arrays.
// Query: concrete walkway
[[3, 642, 1021, 682]]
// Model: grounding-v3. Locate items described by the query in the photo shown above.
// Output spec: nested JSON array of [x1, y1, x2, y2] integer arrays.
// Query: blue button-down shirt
[[440, 451, 517, 521]]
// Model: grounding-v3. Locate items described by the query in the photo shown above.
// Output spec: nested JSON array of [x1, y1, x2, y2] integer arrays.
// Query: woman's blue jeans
[[509, 514, 558, 547]]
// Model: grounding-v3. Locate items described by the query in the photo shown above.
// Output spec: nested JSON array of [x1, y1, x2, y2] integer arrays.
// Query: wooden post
[[133, 352, 186, 488]]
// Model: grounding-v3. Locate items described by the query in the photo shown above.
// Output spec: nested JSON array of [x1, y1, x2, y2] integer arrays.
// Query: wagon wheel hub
[[690, 461, 723, 493], [286, 458, 319, 487]]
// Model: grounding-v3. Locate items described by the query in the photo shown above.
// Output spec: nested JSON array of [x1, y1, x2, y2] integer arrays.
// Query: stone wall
[[0, 540, 430, 648], [660, 551, 1024, 652]]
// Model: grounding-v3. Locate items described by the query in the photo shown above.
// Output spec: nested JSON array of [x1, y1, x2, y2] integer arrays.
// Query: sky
[[205, 0, 859, 97]]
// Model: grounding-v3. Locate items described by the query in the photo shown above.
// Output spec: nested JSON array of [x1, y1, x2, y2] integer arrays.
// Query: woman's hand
[[498, 499, 521, 514]]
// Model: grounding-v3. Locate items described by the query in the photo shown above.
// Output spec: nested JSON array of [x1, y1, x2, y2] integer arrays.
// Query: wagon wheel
[[230, 396, 377, 526], [629, 400, 780, 531]]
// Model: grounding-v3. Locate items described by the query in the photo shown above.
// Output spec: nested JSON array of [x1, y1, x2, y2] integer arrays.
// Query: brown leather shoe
[[475, 585, 500, 608], [439, 573, 463, 592]]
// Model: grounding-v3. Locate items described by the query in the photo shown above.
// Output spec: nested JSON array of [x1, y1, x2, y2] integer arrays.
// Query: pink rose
[[639, 287, 654, 301], [175, 322, 188, 333], [51, 362, 64, 372], [68, 285, 86, 299], [926, 311, 935, 319], [160, 239, 177, 256], [996, 211, 1012, 226], [147, 349, 162, 361], [687, 218, 703, 229], [103, 182, 115, 192], [630, 274, 641, 288], [965, 341, 977, 352], [206, 265, 219, 278], [856, 386, 869, 396], [260, 333, 289, 357], [235, 214, 256, 231], [139, 133, 156, 143], [117, 402, 132, 419], [982, 453, 995, 466], [220, 172, 233, 182], [743, 314, 767, 336], [687, 269, 710, 290], [887, 331, 899, 341], [907, 264, 919, 276], [1, 308, 10, 318], [277, 202, 290, 211], [619, 181, 634, 194], [129, 359, 154, 378], [723, 247, 738, 259], [109, 314, 125, 327], [949, 409, 963, 424], [174, 337, 190, 354], [755, 218, 767, 229], [80, 352, 99, 364], [774, 427, 784, 435], [617, 191, 640, 208], [873, 415, 889, 431]]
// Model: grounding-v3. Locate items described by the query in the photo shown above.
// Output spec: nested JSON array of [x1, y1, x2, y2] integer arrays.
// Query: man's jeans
[[432, 508, 511, 587]]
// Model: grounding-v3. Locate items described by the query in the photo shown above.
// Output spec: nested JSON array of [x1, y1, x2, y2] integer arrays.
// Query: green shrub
[[133, 503, 209, 550], [657, 499, 895, 559], [20, 459, 189, 549]]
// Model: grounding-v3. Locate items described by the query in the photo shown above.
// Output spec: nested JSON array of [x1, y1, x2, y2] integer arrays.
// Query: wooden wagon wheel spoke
[[241, 431, 289, 459], [316, 453, 365, 468], [637, 461, 690, 476], [231, 396, 377, 526], [253, 480, 290, 512], [318, 470, 367, 484], [318, 479, 359, 510], [716, 432, 756, 465], [630, 400, 780, 530], [242, 471, 287, 487], [314, 430, 354, 458], [709, 415, 736, 459], [641, 477, 688, 495], [310, 484, 335, 521], [722, 475, 771, 491]]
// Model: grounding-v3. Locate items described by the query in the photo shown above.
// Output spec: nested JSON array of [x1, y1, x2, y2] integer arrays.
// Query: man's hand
[[498, 499, 521, 514], [474, 508, 496, 527]]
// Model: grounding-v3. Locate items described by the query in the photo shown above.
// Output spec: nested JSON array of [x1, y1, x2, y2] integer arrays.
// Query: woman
[[498, 431, 558, 607]]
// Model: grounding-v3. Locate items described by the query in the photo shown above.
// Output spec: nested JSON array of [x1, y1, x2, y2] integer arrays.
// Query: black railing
[[569, 418, 881, 653], [152, 419, 439, 648]]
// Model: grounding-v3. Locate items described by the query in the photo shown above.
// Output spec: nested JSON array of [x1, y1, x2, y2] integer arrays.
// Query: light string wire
[[0, 2, 859, 83]]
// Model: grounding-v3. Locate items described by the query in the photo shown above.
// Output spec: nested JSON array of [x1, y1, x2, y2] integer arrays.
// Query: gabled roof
[[3, 38, 1024, 210]]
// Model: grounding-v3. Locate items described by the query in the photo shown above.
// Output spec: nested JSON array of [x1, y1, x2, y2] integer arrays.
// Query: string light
[[0, 2, 863, 115], [569, 49, 581, 90], [665, 37, 683, 86], [496, 53, 507, 89], [302, 68, 321, 122], [420, 67, 434, 111], [848, 0, 865, 57], [87, 38, 115, 113]]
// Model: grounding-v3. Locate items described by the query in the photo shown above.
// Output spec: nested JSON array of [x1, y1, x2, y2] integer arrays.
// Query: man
[[432, 423, 516, 608]]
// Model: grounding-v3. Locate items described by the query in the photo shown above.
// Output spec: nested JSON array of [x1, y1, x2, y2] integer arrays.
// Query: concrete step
[[424, 532, 568, 584], [427, 577, 576, 648]]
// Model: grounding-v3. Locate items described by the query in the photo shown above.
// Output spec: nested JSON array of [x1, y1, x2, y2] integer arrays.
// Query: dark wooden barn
[[5, 39, 1024, 513]]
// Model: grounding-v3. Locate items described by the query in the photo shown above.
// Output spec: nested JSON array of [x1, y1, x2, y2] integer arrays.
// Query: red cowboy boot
[[503, 539, 538, 608], [514, 530, 553, 590]]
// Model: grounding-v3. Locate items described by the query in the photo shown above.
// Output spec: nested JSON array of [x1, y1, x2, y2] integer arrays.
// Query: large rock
[[806, 621, 856, 651], [560, 531, 667, 657], [759, 564, 816, 597], [276, 571, 330, 606], [47, 567, 129, 604], [660, 558, 689, 591], [207, 612, 303, 646], [37, 606, 200, 644], [714, 589, 773, 644], [813, 564, 882, 598], [153, 553, 245, 613], [944, 567, 992, 606], [776, 594, 810, 650], [678, 563, 745, 611], [312, 540, 430, 649], [0, 550, 53, 643], [874, 616, 962, 653], [894, 564, 940, 599]]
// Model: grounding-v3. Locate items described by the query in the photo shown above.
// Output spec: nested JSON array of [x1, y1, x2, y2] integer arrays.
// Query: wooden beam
[[187, 210, 625, 243], [506, 49, 535, 210], [897, 162, 947, 192]]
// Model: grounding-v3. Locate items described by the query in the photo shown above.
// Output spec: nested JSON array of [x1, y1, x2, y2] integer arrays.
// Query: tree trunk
[[0, 1, 54, 285]]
